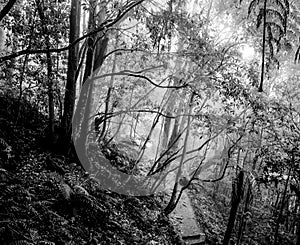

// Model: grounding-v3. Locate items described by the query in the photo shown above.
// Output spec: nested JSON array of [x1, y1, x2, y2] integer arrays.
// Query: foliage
[[1, 0, 300, 244], [0, 104, 182, 245]]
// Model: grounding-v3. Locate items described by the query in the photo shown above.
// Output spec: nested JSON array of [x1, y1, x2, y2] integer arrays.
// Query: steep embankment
[[0, 95, 183, 245]]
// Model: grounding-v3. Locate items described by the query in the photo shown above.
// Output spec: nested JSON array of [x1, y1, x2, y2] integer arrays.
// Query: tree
[[60, 0, 81, 151], [223, 170, 244, 245]]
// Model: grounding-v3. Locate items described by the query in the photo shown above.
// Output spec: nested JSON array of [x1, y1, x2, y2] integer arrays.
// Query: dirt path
[[169, 190, 206, 244]]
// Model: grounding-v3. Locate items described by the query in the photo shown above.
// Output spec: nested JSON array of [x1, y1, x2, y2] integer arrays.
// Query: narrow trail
[[170, 190, 206, 244], [141, 150, 206, 244]]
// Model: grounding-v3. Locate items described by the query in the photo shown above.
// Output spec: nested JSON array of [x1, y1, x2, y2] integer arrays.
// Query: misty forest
[[0, 0, 300, 244]]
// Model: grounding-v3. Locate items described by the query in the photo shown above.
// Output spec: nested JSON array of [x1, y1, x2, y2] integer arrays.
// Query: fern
[[245, 0, 290, 91]]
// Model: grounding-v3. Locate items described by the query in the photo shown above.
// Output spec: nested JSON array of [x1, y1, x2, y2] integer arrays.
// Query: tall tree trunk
[[99, 30, 119, 140], [61, 0, 81, 152], [46, 52, 55, 143], [296, 220, 300, 245], [274, 164, 292, 245], [16, 15, 35, 124], [237, 184, 252, 245], [164, 92, 194, 215], [223, 170, 244, 245], [167, 99, 183, 151], [162, 110, 173, 150], [258, 0, 267, 92], [73, 0, 108, 161], [36, 0, 55, 144]]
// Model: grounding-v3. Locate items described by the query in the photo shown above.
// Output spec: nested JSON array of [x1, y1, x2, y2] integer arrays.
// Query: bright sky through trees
[[240, 44, 256, 60]]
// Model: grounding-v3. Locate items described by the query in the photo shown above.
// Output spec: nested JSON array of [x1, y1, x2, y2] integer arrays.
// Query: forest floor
[[0, 145, 185, 244], [0, 96, 185, 245], [0, 95, 229, 244]]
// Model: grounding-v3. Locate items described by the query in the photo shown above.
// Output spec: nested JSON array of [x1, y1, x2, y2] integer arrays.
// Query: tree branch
[[0, 0, 17, 22], [0, 0, 145, 63], [194, 134, 244, 183]]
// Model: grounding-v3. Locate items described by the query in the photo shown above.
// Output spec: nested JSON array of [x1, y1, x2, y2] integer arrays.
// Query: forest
[[0, 0, 300, 244]]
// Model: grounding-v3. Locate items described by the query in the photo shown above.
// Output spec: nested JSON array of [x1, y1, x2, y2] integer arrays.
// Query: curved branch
[[127, 73, 188, 89], [194, 134, 244, 183], [92, 69, 188, 89], [102, 48, 150, 60]]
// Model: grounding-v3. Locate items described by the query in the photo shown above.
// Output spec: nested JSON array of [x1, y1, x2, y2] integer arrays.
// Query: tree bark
[[36, 0, 55, 144], [61, 0, 81, 152], [164, 92, 194, 215], [274, 164, 292, 245], [296, 220, 300, 245], [223, 171, 244, 245], [259, 0, 267, 92], [0, 0, 17, 22], [99, 30, 119, 140], [73, 1, 108, 161]]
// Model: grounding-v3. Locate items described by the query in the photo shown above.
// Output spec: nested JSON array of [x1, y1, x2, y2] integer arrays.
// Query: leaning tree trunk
[[223, 170, 244, 245]]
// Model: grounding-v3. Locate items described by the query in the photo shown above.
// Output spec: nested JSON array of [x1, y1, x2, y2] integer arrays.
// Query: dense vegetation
[[1, 0, 300, 244]]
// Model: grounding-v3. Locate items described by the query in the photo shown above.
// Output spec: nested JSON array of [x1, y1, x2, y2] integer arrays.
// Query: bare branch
[[93, 70, 188, 89], [0, 0, 17, 22], [194, 134, 244, 183]]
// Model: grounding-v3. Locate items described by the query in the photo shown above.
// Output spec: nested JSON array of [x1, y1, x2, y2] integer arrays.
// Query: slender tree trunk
[[162, 111, 172, 150], [223, 171, 244, 245], [61, 0, 81, 152], [99, 30, 119, 140], [135, 109, 161, 164], [161, 90, 174, 150], [46, 51, 55, 143], [73, 1, 108, 161], [259, 0, 267, 92], [15, 12, 36, 124], [164, 92, 194, 215], [167, 99, 183, 151], [274, 164, 292, 245], [36, 0, 55, 144], [106, 85, 134, 145], [296, 220, 300, 245], [237, 185, 251, 245]]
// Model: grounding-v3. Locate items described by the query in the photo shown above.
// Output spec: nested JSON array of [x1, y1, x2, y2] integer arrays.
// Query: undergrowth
[[0, 95, 182, 245]]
